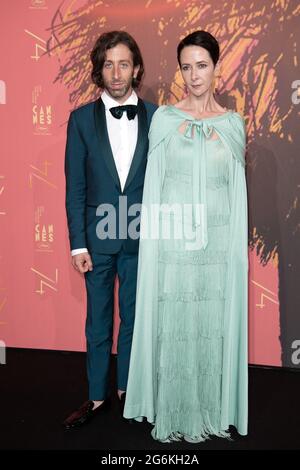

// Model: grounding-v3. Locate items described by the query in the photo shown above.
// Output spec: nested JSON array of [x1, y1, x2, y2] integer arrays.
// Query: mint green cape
[[124, 106, 248, 436]]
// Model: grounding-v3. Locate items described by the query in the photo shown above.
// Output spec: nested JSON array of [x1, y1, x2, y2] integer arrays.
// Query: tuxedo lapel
[[94, 98, 121, 191], [123, 99, 148, 192]]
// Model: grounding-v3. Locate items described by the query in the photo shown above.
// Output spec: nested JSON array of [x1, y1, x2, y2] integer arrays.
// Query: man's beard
[[104, 78, 133, 100]]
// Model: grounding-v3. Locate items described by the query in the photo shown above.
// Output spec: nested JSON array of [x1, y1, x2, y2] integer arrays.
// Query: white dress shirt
[[71, 90, 139, 256]]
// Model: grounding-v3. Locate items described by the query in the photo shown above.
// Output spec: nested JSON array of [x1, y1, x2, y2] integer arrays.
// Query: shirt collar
[[101, 90, 138, 110]]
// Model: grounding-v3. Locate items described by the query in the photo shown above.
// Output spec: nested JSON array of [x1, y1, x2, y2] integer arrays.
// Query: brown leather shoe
[[63, 399, 110, 430]]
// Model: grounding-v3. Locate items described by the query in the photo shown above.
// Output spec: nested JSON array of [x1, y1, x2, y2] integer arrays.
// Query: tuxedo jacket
[[65, 97, 157, 254]]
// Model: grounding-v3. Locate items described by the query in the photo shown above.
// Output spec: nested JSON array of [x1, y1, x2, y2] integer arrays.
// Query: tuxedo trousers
[[84, 248, 138, 400]]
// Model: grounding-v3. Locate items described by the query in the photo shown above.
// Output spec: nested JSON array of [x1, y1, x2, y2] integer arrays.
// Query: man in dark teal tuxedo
[[63, 31, 157, 429]]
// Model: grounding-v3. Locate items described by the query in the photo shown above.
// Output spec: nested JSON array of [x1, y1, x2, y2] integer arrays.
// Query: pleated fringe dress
[[124, 106, 248, 444]]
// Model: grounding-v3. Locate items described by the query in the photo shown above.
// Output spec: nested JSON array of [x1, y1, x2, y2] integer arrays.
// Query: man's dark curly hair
[[90, 30, 145, 89]]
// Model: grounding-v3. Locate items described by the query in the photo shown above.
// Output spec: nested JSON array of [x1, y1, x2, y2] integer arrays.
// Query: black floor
[[1, 348, 300, 450]]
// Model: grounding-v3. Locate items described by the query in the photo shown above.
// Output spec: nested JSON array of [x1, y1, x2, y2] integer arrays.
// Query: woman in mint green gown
[[124, 30, 248, 443]]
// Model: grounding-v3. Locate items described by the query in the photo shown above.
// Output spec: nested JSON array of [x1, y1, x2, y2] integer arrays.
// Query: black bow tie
[[109, 104, 137, 120]]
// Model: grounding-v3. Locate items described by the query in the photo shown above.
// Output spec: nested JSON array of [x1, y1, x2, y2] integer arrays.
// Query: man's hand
[[72, 252, 93, 273]]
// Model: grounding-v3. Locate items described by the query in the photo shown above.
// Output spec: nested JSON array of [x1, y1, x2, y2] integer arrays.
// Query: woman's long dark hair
[[90, 30, 145, 89]]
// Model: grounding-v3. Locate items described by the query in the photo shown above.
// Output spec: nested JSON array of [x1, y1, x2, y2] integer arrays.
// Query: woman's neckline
[[167, 105, 234, 122]]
